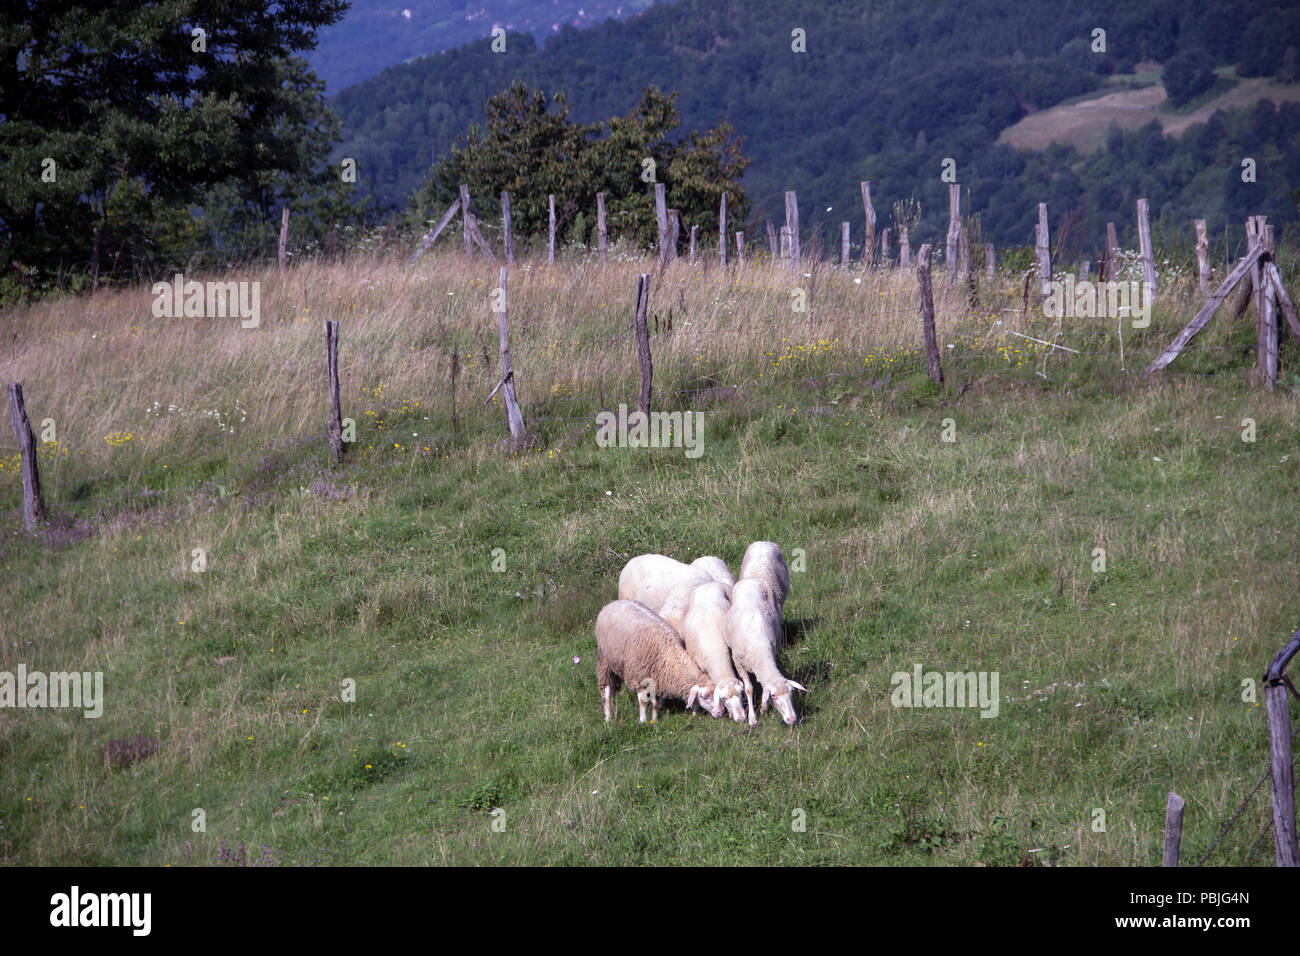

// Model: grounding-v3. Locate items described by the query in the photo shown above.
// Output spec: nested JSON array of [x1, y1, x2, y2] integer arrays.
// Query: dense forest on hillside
[[334, 0, 1300, 254]]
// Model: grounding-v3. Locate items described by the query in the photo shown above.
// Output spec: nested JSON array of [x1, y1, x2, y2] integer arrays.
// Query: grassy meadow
[[1, 244, 1298, 865]]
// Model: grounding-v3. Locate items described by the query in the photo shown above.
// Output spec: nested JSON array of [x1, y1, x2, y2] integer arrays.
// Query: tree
[[1163, 49, 1216, 108], [409, 82, 750, 252], [0, 0, 350, 290]]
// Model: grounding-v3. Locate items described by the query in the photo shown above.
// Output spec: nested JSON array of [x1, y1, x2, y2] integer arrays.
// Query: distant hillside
[[310, 0, 655, 92], [333, 0, 1300, 252], [1001, 70, 1300, 153]]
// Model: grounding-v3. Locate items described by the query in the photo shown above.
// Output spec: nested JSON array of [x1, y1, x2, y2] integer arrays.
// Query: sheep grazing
[[724, 578, 806, 726], [595, 599, 719, 722], [691, 555, 736, 588], [618, 554, 713, 613], [679, 582, 747, 722], [739, 541, 791, 618]]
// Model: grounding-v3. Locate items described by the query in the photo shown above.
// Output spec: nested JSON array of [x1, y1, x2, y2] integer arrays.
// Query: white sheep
[[596, 599, 719, 722], [724, 578, 806, 725], [618, 554, 713, 612], [691, 555, 736, 588], [739, 541, 790, 618], [679, 582, 747, 722]]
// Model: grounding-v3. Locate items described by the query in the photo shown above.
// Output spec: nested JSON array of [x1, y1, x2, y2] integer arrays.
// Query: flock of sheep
[[596, 542, 807, 726]]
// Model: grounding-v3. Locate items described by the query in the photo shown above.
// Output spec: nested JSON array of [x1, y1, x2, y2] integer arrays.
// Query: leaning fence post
[[633, 275, 653, 417], [1163, 793, 1185, 866], [490, 267, 526, 447], [840, 222, 850, 270], [1266, 684, 1300, 864], [324, 322, 344, 464], [7, 383, 45, 530], [279, 203, 290, 275], [460, 185, 474, 257], [916, 244, 944, 386], [689, 225, 698, 265]]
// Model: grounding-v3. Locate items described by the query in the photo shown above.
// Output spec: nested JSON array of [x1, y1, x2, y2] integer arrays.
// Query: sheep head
[[717, 678, 746, 722], [763, 679, 807, 726], [686, 683, 720, 717]]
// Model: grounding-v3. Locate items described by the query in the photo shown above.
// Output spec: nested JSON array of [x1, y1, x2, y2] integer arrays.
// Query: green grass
[[1, 252, 1298, 865]]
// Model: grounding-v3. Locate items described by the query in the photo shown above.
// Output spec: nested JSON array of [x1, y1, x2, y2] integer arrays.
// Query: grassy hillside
[[1001, 70, 1300, 153], [1, 245, 1298, 865]]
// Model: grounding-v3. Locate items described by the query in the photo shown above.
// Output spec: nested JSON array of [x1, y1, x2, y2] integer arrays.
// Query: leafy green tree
[[409, 82, 749, 251]]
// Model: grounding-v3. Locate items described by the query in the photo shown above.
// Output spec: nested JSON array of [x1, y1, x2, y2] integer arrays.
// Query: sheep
[[618, 554, 713, 613], [596, 599, 719, 722], [724, 578, 806, 725], [679, 582, 747, 722], [739, 541, 791, 618], [691, 555, 736, 588]]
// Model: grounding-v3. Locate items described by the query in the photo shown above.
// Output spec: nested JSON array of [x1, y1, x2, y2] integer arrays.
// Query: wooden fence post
[[596, 191, 607, 264], [548, 195, 556, 265], [946, 184, 961, 290], [667, 209, 680, 264], [1163, 792, 1185, 866], [1105, 222, 1119, 282], [784, 190, 800, 267], [766, 220, 778, 258], [501, 191, 515, 265], [1079, 259, 1090, 282], [656, 184, 670, 268], [1036, 202, 1051, 295], [90, 223, 101, 295], [460, 185, 474, 256], [279, 203, 290, 275], [735, 232, 745, 268], [879, 228, 890, 268], [916, 245, 943, 386], [719, 192, 728, 269], [861, 181, 876, 271], [1265, 250, 1279, 389], [1195, 219, 1209, 294], [1137, 198, 1157, 299], [899, 226, 910, 268], [689, 224, 698, 264], [985, 243, 995, 280], [491, 267, 526, 447], [408, 199, 462, 265], [324, 322, 344, 463], [959, 225, 970, 279], [6, 383, 45, 530], [633, 275, 653, 417], [841, 222, 850, 269], [1266, 628, 1300, 867], [779, 226, 790, 261]]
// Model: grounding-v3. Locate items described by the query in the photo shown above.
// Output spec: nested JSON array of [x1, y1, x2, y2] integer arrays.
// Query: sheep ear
[[788, 680, 807, 693], [685, 687, 699, 710]]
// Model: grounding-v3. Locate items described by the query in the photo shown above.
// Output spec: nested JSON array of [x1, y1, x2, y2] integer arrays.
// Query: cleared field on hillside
[[1000, 75, 1300, 153], [1, 249, 1298, 865]]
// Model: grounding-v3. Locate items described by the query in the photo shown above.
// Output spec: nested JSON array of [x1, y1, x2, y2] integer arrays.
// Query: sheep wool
[[596, 599, 718, 722]]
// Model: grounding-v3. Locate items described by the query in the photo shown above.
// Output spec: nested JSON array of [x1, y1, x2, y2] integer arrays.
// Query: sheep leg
[[603, 684, 613, 722], [636, 686, 649, 723], [734, 653, 757, 725], [760, 684, 771, 715]]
